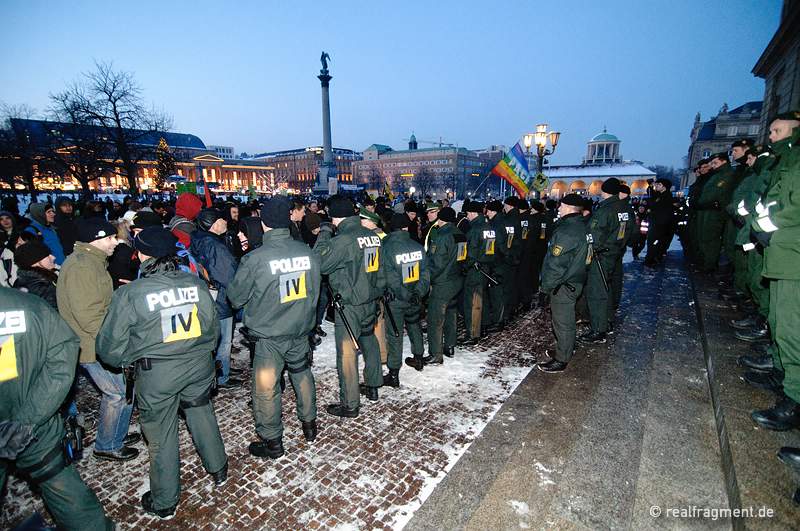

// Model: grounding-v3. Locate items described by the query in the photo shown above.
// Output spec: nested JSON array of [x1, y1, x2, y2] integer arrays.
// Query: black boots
[[422, 353, 444, 365], [249, 437, 285, 459], [778, 447, 800, 470], [741, 369, 784, 393], [577, 331, 607, 344], [537, 358, 567, 373], [730, 315, 759, 330], [211, 461, 228, 487], [751, 396, 800, 431], [383, 368, 400, 388], [737, 354, 773, 372], [302, 420, 317, 442], [444, 346, 455, 358], [326, 403, 359, 418], [141, 491, 176, 520], [359, 384, 379, 401], [404, 355, 424, 371]]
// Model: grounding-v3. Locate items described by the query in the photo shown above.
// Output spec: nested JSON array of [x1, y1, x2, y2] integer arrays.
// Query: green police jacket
[[426, 222, 464, 288], [751, 133, 800, 279], [465, 215, 495, 268], [487, 213, 509, 267], [732, 154, 774, 246], [697, 164, 738, 209], [617, 197, 637, 247], [500, 209, 522, 266], [380, 230, 431, 302], [530, 211, 553, 250], [96, 264, 221, 368], [0, 288, 79, 430], [589, 195, 624, 257], [314, 215, 385, 306], [228, 229, 321, 338], [541, 213, 590, 292]]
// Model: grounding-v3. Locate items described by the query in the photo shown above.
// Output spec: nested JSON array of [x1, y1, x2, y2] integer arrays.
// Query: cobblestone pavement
[[3, 310, 552, 530]]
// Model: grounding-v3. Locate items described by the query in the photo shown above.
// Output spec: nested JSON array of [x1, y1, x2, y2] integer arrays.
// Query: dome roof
[[590, 128, 620, 143], [409, 133, 417, 142]]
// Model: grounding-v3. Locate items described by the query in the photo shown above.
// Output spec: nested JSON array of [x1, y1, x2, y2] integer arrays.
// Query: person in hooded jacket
[[54, 197, 79, 256], [25, 203, 65, 266], [13, 240, 58, 309], [223, 202, 243, 258], [190, 208, 242, 389], [168, 193, 203, 248]]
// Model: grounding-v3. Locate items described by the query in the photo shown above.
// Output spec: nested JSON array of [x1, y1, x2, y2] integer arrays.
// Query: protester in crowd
[[25, 203, 65, 266]]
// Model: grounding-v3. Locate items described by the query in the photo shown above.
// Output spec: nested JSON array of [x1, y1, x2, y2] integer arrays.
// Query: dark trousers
[[551, 284, 584, 362]]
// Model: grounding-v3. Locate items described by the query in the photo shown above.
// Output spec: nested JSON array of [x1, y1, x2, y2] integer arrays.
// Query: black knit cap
[[466, 201, 485, 213], [390, 213, 410, 231], [601, 178, 621, 194], [14, 240, 51, 269], [76, 217, 116, 243], [503, 196, 517, 207], [731, 138, 754, 149], [618, 184, 631, 195], [437, 207, 456, 223], [260, 196, 291, 229], [131, 211, 163, 230], [773, 110, 800, 121], [328, 195, 355, 218], [656, 178, 673, 189], [196, 208, 223, 231], [560, 193, 584, 207], [486, 200, 503, 212], [530, 200, 545, 212], [134, 226, 178, 258], [518, 199, 530, 210]]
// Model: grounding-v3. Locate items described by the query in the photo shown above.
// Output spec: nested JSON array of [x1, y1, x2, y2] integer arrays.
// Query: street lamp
[[523, 123, 560, 198]]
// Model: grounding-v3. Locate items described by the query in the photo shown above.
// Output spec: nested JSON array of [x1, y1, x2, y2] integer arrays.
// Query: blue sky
[[0, 0, 781, 168]]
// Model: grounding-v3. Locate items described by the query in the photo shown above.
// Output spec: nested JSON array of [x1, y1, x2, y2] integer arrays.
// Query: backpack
[[175, 242, 219, 300]]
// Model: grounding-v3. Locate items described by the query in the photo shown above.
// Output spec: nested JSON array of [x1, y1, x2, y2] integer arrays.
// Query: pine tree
[[155, 137, 177, 190]]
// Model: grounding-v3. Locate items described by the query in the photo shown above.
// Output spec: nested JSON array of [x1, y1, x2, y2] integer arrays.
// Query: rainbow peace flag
[[490, 142, 530, 198]]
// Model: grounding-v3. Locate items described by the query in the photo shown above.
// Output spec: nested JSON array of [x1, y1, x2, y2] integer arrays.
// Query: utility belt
[[14, 413, 85, 484]]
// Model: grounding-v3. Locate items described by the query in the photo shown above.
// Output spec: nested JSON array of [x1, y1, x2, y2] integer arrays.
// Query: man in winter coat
[[25, 203, 65, 266]]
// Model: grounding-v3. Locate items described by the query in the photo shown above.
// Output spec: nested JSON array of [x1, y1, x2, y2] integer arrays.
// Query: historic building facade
[[686, 101, 763, 172], [542, 130, 656, 198], [248, 147, 360, 194]]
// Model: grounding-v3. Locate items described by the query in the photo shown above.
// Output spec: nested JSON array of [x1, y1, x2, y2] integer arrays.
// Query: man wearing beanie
[[420, 206, 464, 365], [537, 194, 591, 373], [380, 213, 430, 377], [190, 208, 242, 389], [168, 192, 203, 248], [580, 178, 625, 344], [501, 196, 523, 319], [462, 201, 494, 344], [482, 200, 509, 333], [96, 226, 228, 519], [228, 197, 322, 459], [13, 240, 58, 309], [24, 202, 65, 265], [314, 195, 385, 416], [57, 217, 140, 462]]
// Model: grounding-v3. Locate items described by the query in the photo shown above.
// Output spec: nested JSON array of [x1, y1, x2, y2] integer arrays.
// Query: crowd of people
[[9, 121, 798, 525], [684, 111, 800, 503]]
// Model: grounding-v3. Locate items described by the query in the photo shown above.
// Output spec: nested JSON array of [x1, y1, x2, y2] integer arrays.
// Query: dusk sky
[[0, 0, 782, 169]]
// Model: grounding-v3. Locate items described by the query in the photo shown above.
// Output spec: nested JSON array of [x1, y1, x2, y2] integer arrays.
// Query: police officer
[[483, 200, 508, 332], [360, 207, 389, 364], [462, 201, 493, 344], [1, 288, 113, 530], [501, 197, 523, 319], [529, 200, 553, 301], [580, 178, 625, 343], [380, 213, 430, 376], [315, 195, 385, 416], [422, 207, 464, 364], [228, 197, 321, 459], [96, 227, 227, 519], [695, 153, 738, 273], [516, 198, 535, 311], [537, 194, 591, 373]]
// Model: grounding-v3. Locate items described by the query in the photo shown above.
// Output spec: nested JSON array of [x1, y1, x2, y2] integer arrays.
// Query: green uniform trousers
[[0, 416, 112, 530], [462, 270, 486, 339], [724, 221, 747, 292], [697, 211, 726, 271], [770, 279, 800, 403], [253, 336, 316, 441], [334, 301, 382, 409], [483, 265, 509, 326], [385, 299, 424, 369], [586, 255, 616, 333], [746, 249, 770, 318], [427, 284, 460, 358], [504, 264, 520, 316], [136, 355, 227, 511], [611, 254, 624, 314], [551, 284, 584, 362]]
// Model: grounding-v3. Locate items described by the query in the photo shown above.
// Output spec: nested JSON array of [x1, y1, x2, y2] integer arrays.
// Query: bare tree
[[0, 103, 43, 199], [412, 167, 435, 199], [58, 61, 172, 195]]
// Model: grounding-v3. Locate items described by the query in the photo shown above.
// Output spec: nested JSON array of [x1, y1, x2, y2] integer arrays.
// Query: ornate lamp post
[[524, 124, 560, 198]]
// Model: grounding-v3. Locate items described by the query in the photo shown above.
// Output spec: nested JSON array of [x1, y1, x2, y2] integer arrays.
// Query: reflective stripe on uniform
[[743, 243, 756, 251], [737, 200, 748, 217], [757, 215, 779, 233]]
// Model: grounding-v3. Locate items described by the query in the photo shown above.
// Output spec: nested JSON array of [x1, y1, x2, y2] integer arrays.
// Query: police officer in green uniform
[[687, 158, 712, 263], [379, 213, 430, 376], [0, 288, 113, 530], [580, 178, 624, 343], [462, 201, 493, 345], [748, 111, 800, 431], [611, 183, 637, 315], [537, 194, 591, 373], [501, 197, 523, 319], [228, 197, 321, 459], [483, 200, 508, 332], [96, 227, 227, 519], [516, 198, 535, 311], [724, 139, 755, 298], [315, 195, 384, 416], [421, 207, 464, 364], [695, 153, 738, 272], [529, 200, 553, 302]]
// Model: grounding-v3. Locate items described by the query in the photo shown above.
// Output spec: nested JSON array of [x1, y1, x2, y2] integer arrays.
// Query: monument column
[[316, 51, 338, 194]]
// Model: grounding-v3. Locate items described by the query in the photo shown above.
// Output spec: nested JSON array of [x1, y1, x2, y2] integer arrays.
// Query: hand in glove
[[750, 228, 773, 247]]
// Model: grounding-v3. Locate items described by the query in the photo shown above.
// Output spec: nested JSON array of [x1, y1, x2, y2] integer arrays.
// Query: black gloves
[[751, 228, 773, 247]]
